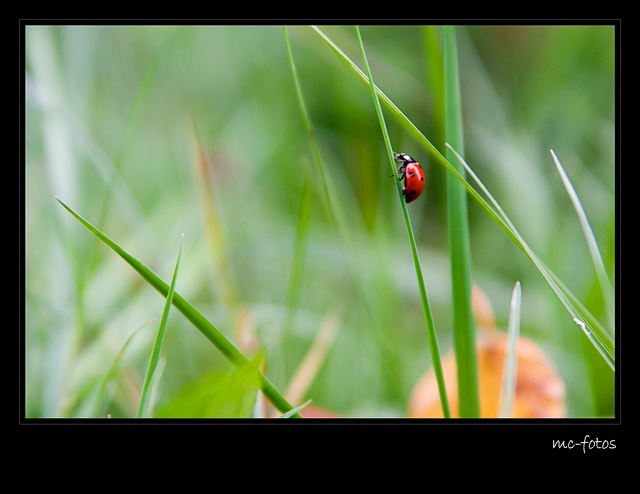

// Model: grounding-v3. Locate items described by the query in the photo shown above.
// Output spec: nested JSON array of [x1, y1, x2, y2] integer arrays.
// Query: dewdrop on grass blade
[[573, 317, 589, 335]]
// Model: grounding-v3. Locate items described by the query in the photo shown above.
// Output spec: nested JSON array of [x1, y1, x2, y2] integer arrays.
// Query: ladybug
[[393, 152, 425, 203]]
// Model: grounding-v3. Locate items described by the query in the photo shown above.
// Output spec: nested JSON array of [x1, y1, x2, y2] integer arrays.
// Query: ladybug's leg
[[398, 164, 408, 199]]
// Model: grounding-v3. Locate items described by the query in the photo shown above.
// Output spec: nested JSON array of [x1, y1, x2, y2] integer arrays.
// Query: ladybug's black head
[[394, 152, 414, 164]]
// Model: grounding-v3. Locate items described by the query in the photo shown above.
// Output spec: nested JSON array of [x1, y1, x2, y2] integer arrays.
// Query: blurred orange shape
[[408, 286, 566, 418]]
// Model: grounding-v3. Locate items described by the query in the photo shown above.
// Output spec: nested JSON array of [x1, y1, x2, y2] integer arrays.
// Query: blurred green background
[[24, 24, 615, 418]]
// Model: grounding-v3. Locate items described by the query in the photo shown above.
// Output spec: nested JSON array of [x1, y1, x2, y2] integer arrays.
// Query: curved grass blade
[[55, 196, 300, 417], [549, 149, 614, 330], [137, 234, 183, 418], [356, 26, 451, 418], [497, 281, 521, 418]]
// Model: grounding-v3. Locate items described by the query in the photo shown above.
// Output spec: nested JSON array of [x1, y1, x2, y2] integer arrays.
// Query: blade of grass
[[497, 281, 521, 418], [309, 26, 613, 369], [356, 26, 451, 418], [137, 234, 183, 418], [549, 149, 614, 330], [443, 25, 479, 418], [55, 196, 301, 417]]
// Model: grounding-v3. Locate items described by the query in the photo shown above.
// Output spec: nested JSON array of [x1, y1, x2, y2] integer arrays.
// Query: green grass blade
[[55, 196, 301, 417], [443, 25, 479, 418], [356, 26, 451, 418], [137, 234, 183, 418], [549, 149, 614, 330], [311, 26, 432, 154], [497, 281, 522, 418]]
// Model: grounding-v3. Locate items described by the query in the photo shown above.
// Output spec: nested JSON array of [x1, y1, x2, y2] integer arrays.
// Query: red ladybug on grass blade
[[394, 152, 425, 204]]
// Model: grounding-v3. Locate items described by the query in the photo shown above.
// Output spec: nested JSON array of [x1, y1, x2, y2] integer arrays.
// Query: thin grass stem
[[356, 26, 451, 418], [137, 234, 183, 418]]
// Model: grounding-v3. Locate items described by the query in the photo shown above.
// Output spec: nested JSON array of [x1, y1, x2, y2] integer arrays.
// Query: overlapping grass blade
[[497, 281, 521, 418], [55, 196, 300, 417], [356, 26, 451, 418], [445, 144, 614, 369], [136, 234, 183, 418], [310, 26, 613, 371]]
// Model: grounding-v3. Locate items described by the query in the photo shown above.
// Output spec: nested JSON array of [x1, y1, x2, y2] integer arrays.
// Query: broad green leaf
[[156, 359, 261, 418]]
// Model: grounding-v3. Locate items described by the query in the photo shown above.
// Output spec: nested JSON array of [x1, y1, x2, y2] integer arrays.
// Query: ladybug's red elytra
[[393, 152, 425, 203]]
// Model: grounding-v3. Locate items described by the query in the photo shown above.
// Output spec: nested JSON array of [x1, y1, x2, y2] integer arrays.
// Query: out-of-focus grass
[[25, 25, 615, 418]]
